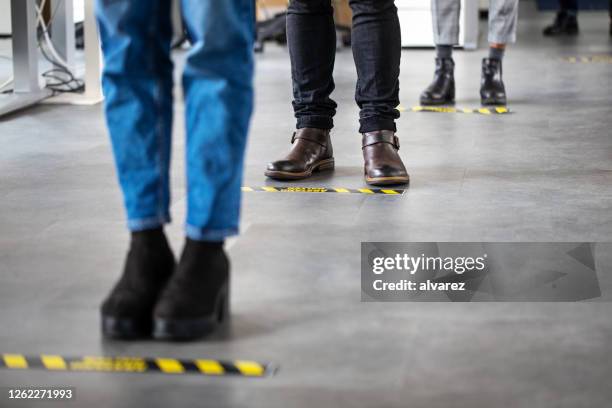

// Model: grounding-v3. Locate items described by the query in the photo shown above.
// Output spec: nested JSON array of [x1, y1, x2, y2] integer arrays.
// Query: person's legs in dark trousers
[[264, 0, 337, 181], [349, 0, 401, 133], [96, 0, 254, 341], [266, 0, 408, 186], [350, 0, 408, 186], [543, 0, 579, 35], [287, 0, 337, 130]]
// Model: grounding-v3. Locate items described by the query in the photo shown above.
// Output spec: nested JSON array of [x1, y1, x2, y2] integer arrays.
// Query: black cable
[[37, 0, 85, 95]]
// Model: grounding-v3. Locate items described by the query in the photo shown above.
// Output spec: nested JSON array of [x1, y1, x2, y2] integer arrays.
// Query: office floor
[[1, 3, 611, 407]]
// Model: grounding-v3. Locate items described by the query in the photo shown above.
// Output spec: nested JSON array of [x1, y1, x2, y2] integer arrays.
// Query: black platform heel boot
[[480, 58, 507, 106], [101, 228, 175, 339], [153, 239, 229, 341], [420, 58, 455, 106]]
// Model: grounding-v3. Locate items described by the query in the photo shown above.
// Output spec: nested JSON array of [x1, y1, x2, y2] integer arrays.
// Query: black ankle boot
[[420, 58, 455, 106], [543, 11, 579, 36], [153, 239, 229, 341], [480, 58, 507, 106], [101, 228, 175, 339]]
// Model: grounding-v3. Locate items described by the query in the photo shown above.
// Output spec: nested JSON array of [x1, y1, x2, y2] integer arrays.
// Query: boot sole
[[419, 98, 455, 106], [101, 316, 152, 340], [153, 285, 229, 341], [481, 98, 507, 106], [264, 158, 335, 180], [365, 175, 410, 186]]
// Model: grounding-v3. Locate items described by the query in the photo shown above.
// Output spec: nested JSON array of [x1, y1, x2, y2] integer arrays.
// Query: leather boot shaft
[[480, 58, 507, 106], [420, 58, 455, 106], [362, 130, 409, 186], [265, 128, 334, 180]]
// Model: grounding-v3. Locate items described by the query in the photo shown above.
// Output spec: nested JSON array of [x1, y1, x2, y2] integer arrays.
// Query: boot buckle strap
[[292, 133, 327, 147], [362, 133, 400, 150]]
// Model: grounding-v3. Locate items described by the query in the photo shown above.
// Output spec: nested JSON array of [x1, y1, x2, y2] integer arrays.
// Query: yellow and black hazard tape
[[401, 105, 510, 115], [241, 186, 404, 195], [562, 55, 612, 64], [0, 354, 274, 378]]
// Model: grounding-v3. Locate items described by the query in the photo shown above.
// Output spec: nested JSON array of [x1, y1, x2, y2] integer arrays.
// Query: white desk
[[397, 0, 479, 49], [0, 0, 102, 118]]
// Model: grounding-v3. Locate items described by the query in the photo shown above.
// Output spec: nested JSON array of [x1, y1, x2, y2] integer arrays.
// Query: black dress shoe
[[543, 11, 579, 36], [101, 229, 175, 339], [420, 58, 455, 106], [480, 58, 507, 106], [362, 130, 409, 186], [153, 239, 229, 341], [265, 128, 334, 180]]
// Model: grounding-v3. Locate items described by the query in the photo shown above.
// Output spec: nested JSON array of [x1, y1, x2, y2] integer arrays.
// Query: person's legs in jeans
[[97, 0, 174, 231], [97, 0, 177, 340], [420, 0, 460, 105], [153, 0, 255, 341], [180, 0, 254, 241], [97, 0, 255, 340], [350, 0, 408, 186], [265, 0, 336, 181]]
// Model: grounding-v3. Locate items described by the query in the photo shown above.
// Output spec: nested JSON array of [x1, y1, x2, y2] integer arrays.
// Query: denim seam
[[154, 62, 167, 224]]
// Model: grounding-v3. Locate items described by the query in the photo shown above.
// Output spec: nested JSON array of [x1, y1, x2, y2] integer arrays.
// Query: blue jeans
[[96, 0, 254, 241]]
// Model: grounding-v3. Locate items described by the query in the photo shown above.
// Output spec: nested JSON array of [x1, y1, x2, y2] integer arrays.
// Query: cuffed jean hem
[[359, 118, 397, 134], [185, 225, 239, 242], [296, 116, 334, 130], [127, 214, 171, 231]]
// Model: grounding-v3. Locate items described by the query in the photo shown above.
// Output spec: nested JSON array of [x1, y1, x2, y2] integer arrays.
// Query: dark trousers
[[559, 0, 612, 16], [559, 0, 578, 12], [287, 0, 401, 133]]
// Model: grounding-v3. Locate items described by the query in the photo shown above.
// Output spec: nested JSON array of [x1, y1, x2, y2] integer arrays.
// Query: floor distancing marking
[[562, 55, 612, 64], [398, 105, 510, 114], [241, 186, 405, 195], [0, 354, 274, 378]]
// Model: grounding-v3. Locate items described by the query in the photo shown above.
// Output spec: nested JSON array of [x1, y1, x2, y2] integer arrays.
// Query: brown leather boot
[[362, 130, 409, 186], [265, 128, 334, 180]]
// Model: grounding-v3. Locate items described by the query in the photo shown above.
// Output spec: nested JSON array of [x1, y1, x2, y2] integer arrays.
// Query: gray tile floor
[[1, 3, 612, 407]]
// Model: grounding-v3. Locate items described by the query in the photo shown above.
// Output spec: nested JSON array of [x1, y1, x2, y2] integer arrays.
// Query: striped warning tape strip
[[398, 105, 510, 115], [242, 186, 405, 195], [0, 354, 274, 378], [563, 55, 612, 64]]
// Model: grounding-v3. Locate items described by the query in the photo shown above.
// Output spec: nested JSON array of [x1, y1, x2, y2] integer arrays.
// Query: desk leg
[[11, 0, 41, 93]]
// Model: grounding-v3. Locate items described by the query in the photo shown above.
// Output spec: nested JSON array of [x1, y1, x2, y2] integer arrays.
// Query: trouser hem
[[488, 34, 516, 44], [359, 118, 397, 134], [296, 116, 333, 130], [185, 225, 238, 242], [127, 215, 171, 231]]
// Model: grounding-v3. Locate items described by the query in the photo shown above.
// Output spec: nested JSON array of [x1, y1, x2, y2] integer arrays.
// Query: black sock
[[488, 47, 505, 61], [436, 45, 453, 60]]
